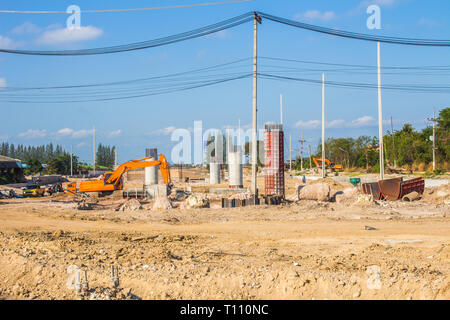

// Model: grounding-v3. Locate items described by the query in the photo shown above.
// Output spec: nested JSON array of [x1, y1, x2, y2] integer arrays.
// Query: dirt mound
[[115, 199, 142, 211], [422, 183, 449, 204], [309, 178, 349, 190], [335, 187, 360, 203], [152, 196, 173, 210]]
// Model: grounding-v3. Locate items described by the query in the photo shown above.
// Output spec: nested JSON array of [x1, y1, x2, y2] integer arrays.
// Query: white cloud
[[18, 129, 47, 139], [0, 78, 6, 88], [0, 35, 19, 49], [36, 26, 103, 45], [56, 128, 74, 136], [0, 134, 8, 141], [72, 129, 92, 138], [328, 119, 346, 128], [295, 10, 336, 22], [106, 129, 122, 138], [295, 120, 321, 129], [295, 116, 377, 129], [155, 126, 177, 135], [76, 142, 86, 148], [351, 116, 376, 127], [11, 22, 41, 35]]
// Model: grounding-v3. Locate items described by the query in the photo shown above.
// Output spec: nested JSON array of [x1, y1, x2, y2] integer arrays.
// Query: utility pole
[[280, 94, 283, 125], [299, 130, 306, 172], [308, 144, 312, 169], [427, 109, 438, 171], [377, 42, 385, 180], [321, 73, 325, 178], [70, 144, 73, 176], [114, 147, 117, 169], [93, 126, 96, 176], [390, 116, 397, 167], [251, 12, 261, 197], [289, 134, 292, 173]]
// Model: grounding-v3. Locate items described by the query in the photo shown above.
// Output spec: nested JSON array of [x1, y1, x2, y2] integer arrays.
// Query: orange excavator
[[66, 154, 172, 195], [312, 157, 344, 172]]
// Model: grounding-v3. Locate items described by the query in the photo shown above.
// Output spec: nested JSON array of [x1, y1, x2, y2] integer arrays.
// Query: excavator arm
[[67, 154, 172, 194], [105, 154, 171, 186]]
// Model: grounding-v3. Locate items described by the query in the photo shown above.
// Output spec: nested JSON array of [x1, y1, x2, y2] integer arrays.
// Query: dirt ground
[[0, 175, 449, 300]]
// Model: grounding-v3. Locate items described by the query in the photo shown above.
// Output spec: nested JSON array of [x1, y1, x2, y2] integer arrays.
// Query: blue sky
[[0, 0, 449, 164]]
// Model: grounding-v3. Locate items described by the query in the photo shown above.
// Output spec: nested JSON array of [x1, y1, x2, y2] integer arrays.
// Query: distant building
[[0, 155, 26, 184]]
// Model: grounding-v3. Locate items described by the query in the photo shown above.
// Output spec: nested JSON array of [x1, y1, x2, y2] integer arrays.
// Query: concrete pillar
[[145, 157, 158, 185], [210, 162, 220, 184], [229, 150, 243, 188]]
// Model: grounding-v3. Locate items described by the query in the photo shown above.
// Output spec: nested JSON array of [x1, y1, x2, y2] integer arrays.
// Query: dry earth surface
[[0, 175, 449, 300]]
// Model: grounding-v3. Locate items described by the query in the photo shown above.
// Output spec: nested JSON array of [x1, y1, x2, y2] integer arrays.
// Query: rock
[[355, 194, 374, 204], [152, 196, 173, 210], [117, 199, 142, 211], [298, 183, 330, 202], [184, 194, 209, 208]]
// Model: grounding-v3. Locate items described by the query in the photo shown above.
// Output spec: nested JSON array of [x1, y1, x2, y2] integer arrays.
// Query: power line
[[0, 12, 253, 55], [0, 0, 253, 13], [0, 74, 251, 103], [259, 73, 450, 93], [2, 11, 450, 56], [257, 11, 450, 47]]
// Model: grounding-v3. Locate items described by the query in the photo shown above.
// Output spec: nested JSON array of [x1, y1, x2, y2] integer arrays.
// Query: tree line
[[0, 142, 117, 176], [299, 107, 449, 173]]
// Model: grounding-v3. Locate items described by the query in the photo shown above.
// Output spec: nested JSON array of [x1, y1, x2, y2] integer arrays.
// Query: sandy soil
[[0, 174, 448, 300]]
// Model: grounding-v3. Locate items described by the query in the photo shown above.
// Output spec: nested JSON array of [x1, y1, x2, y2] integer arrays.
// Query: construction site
[[0, 2, 449, 303]]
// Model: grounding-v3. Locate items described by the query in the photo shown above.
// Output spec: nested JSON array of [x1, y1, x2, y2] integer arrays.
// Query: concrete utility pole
[[289, 135, 292, 173], [321, 73, 326, 178], [93, 126, 96, 176], [251, 12, 261, 197], [390, 116, 397, 167], [427, 109, 438, 171], [70, 144, 73, 176], [280, 94, 283, 125], [308, 144, 312, 169], [377, 42, 385, 180], [299, 130, 306, 172], [114, 147, 117, 169]]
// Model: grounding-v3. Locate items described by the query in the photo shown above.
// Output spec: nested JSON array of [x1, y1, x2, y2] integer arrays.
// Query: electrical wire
[[0, 12, 254, 55], [259, 73, 450, 94], [257, 11, 450, 47], [0, 0, 253, 13], [2, 11, 450, 56]]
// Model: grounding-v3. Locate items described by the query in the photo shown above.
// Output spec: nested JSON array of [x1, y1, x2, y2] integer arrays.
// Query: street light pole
[[251, 12, 261, 198], [377, 42, 385, 180]]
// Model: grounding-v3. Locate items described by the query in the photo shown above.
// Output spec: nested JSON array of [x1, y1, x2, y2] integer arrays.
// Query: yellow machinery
[[22, 184, 45, 197], [66, 154, 172, 194], [312, 157, 344, 172]]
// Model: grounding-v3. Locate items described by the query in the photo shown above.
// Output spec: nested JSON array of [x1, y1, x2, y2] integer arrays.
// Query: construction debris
[[402, 191, 421, 202], [115, 199, 142, 211], [362, 177, 425, 201], [183, 194, 209, 209], [298, 183, 330, 202], [152, 196, 173, 210], [335, 187, 360, 203]]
